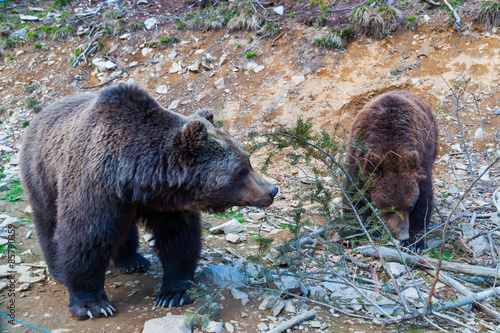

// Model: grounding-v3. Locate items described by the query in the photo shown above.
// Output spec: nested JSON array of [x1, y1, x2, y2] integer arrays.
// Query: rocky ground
[[1, 0, 500, 332]]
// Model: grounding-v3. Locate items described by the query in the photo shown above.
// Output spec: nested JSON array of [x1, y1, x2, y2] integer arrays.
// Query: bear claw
[[115, 253, 151, 274], [69, 297, 116, 320], [153, 290, 193, 309]]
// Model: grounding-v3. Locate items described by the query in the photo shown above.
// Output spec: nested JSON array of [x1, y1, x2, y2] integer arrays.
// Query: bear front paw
[[153, 289, 194, 309], [115, 252, 151, 274], [68, 293, 116, 320]]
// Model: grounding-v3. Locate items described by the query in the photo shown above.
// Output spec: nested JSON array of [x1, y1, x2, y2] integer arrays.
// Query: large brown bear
[[20, 84, 278, 320], [343, 91, 438, 250]]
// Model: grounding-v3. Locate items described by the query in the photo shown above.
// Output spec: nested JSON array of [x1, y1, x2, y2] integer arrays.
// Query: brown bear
[[20, 84, 278, 320], [343, 91, 438, 250]]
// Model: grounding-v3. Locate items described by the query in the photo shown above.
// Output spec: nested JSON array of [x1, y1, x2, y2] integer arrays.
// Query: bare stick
[[442, 0, 461, 29], [240, 34, 270, 56], [422, 0, 440, 5], [268, 310, 316, 333]]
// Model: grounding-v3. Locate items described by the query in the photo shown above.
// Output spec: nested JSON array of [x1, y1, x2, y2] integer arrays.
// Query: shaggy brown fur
[[343, 91, 438, 250], [20, 84, 278, 320]]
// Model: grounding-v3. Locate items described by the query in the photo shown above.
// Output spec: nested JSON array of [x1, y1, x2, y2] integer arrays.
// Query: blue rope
[[0, 313, 50, 333]]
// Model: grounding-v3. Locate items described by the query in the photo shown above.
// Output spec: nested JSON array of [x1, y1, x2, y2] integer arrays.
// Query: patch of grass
[[314, 14, 327, 27], [97, 40, 103, 47], [235, 43, 241, 48], [189, 17, 205, 30], [287, 12, 295, 18], [34, 43, 42, 48], [390, 68, 402, 76], [216, 119, 223, 127], [159, 36, 179, 46], [247, 35, 254, 42], [477, 2, 500, 30], [21, 120, 30, 127], [25, 97, 38, 108], [103, 8, 122, 19], [245, 51, 257, 58], [53, 0, 73, 9], [175, 19, 188, 30], [53, 25, 74, 40], [24, 85, 38, 93], [1, 182, 23, 202], [2, 38, 17, 49], [26, 31, 39, 40], [314, 30, 344, 50], [263, 22, 278, 37], [350, 5, 402, 40], [213, 210, 245, 222], [126, 20, 144, 32]]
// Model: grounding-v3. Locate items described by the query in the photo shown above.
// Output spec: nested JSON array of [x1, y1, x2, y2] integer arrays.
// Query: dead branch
[[422, 0, 440, 5], [442, 0, 461, 29], [268, 310, 316, 333], [357, 246, 500, 279]]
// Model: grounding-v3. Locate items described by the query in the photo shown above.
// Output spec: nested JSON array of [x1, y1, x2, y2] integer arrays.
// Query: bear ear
[[181, 120, 208, 154], [196, 109, 214, 125], [364, 151, 383, 175]]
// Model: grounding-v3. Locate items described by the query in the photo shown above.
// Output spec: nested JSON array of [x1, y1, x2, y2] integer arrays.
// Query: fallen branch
[[268, 310, 316, 333], [442, 0, 461, 29], [356, 245, 500, 279], [271, 31, 285, 46]]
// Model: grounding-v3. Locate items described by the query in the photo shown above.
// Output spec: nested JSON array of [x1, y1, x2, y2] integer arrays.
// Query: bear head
[[363, 150, 425, 241], [175, 110, 279, 213]]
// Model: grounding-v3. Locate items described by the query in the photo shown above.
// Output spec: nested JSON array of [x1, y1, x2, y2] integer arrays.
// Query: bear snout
[[270, 186, 279, 199], [384, 212, 410, 241]]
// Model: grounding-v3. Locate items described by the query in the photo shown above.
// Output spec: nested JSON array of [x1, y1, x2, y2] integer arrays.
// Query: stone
[[219, 54, 227, 67], [18, 269, 46, 284], [206, 321, 223, 333], [308, 286, 326, 300], [257, 322, 268, 331], [168, 99, 180, 110], [0, 183, 9, 191], [271, 299, 285, 316], [455, 162, 467, 171], [156, 85, 168, 94], [0, 145, 13, 153], [168, 50, 178, 59], [120, 33, 131, 39], [292, 76, 305, 85], [386, 262, 406, 278], [92, 58, 116, 71], [52, 330, 72, 333], [273, 6, 284, 15], [210, 219, 245, 234], [199, 265, 248, 289], [225, 322, 234, 333], [142, 315, 191, 333], [298, 168, 314, 184], [230, 288, 249, 300], [206, 53, 217, 63], [187, 61, 200, 72], [18, 283, 30, 291], [144, 18, 157, 30], [0, 282, 7, 292], [169, 62, 183, 74], [247, 212, 265, 220], [0, 216, 19, 228], [495, 108, 500, 115], [423, 14, 431, 22], [283, 300, 296, 313], [309, 321, 321, 328], [215, 78, 225, 90], [273, 276, 301, 294], [142, 48, 153, 57], [451, 143, 461, 152], [24, 205, 33, 214], [253, 65, 265, 73], [478, 165, 490, 181], [201, 61, 213, 71], [10, 28, 27, 39], [0, 265, 11, 278], [474, 128, 485, 139], [20, 14, 40, 21], [267, 229, 293, 243], [226, 233, 243, 244], [259, 295, 279, 310]]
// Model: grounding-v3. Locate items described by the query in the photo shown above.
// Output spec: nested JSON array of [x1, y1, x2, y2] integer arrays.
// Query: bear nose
[[269, 186, 279, 199]]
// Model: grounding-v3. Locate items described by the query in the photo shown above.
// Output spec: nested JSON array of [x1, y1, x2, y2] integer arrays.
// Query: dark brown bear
[[20, 84, 278, 320], [343, 91, 438, 250]]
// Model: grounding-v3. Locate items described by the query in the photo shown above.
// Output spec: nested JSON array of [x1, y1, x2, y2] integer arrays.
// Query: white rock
[[144, 18, 157, 30], [52, 330, 72, 333], [219, 54, 227, 67], [451, 143, 461, 152], [478, 165, 490, 181], [386, 262, 406, 278], [156, 85, 168, 94], [18, 269, 46, 284], [24, 205, 33, 214], [18, 283, 30, 291], [423, 14, 431, 22], [309, 321, 321, 328], [142, 315, 191, 333], [231, 288, 249, 300], [474, 127, 485, 139], [20, 14, 39, 21], [120, 33, 131, 39], [168, 50, 178, 59], [292, 76, 305, 85], [273, 6, 284, 15], [259, 295, 279, 310], [206, 321, 223, 333], [168, 99, 180, 110], [169, 62, 183, 74], [272, 299, 285, 316], [215, 78, 225, 90], [257, 322, 268, 331], [210, 219, 245, 234], [226, 233, 243, 244], [225, 322, 234, 333], [0, 216, 19, 228], [455, 162, 467, 171], [402, 287, 420, 299], [0, 281, 7, 292], [187, 61, 200, 72], [206, 53, 217, 63], [247, 212, 265, 220], [92, 58, 116, 71], [253, 65, 265, 73], [0, 145, 13, 153], [127, 78, 135, 85], [283, 300, 296, 313], [141, 48, 153, 57]]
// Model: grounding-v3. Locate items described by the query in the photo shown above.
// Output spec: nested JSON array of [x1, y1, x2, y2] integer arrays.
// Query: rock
[[0, 145, 13, 153], [18, 269, 46, 283], [206, 321, 223, 333], [156, 85, 168, 94], [120, 33, 131, 39], [308, 286, 326, 300], [292, 76, 305, 85], [478, 165, 490, 181], [0, 183, 9, 191], [309, 321, 321, 328], [24, 205, 33, 214], [495, 108, 500, 115], [219, 54, 227, 67], [273, 6, 284, 15], [199, 265, 248, 289], [144, 18, 157, 30], [0, 265, 11, 278], [0, 239, 7, 246], [0, 216, 19, 228], [0, 281, 7, 292], [20, 14, 40, 21], [206, 53, 217, 63], [298, 168, 315, 184], [169, 62, 183, 74], [455, 162, 467, 171], [201, 61, 213, 71], [230, 288, 249, 300], [259, 295, 279, 310], [18, 283, 30, 291], [247, 212, 265, 220], [21, 249, 32, 256], [402, 287, 420, 299], [451, 143, 461, 152], [257, 322, 268, 331], [92, 58, 116, 71], [462, 224, 489, 255], [209, 219, 245, 234], [386, 262, 406, 278], [142, 315, 191, 333], [273, 276, 301, 294], [168, 99, 180, 110], [253, 65, 265, 73], [168, 50, 178, 59], [137, 0, 149, 4], [10, 28, 27, 39], [215, 78, 225, 90], [271, 299, 285, 316], [226, 233, 243, 244], [474, 128, 485, 139], [52, 330, 72, 333], [225, 322, 234, 333], [423, 14, 431, 22], [187, 61, 200, 72], [113, 282, 124, 288], [283, 300, 296, 313], [267, 229, 293, 243], [142, 48, 153, 57]]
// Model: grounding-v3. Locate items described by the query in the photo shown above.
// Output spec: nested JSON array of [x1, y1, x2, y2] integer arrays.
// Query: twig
[[268, 310, 316, 333], [442, 0, 461, 29], [432, 311, 478, 332], [84, 61, 158, 89], [241, 34, 270, 56], [73, 39, 98, 67], [422, 0, 441, 5], [328, 0, 368, 12], [271, 31, 285, 46], [9, 64, 24, 78]]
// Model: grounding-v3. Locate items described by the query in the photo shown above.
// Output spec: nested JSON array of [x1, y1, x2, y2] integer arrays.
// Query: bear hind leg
[[113, 225, 151, 274], [404, 179, 433, 252]]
